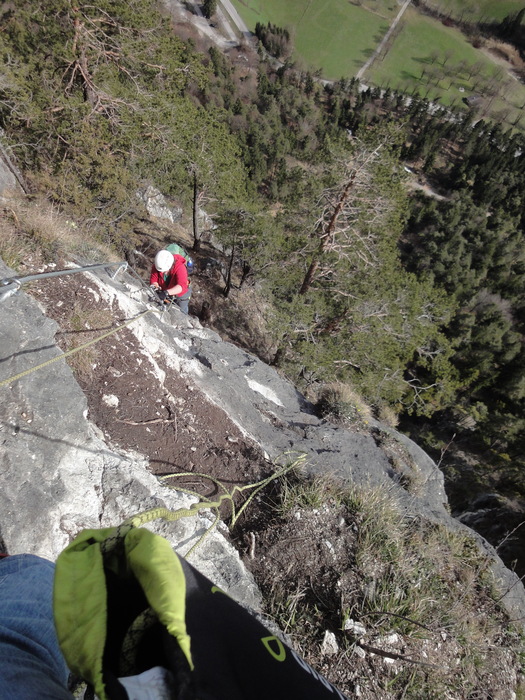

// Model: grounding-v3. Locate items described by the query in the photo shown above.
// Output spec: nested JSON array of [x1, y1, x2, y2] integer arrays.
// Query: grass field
[[367, 7, 493, 91], [427, 0, 525, 22], [366, 6, 525, 128], [230, 0, 390, 80]]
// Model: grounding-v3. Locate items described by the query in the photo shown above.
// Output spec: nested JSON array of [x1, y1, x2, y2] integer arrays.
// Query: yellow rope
[[0, 308, 158, 389], [122, 457, 306, 556]]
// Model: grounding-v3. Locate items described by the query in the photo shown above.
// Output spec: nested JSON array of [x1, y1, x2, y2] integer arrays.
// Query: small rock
[[321, 630, 339, 656], [102, 394, 119, 408], [323, 539, 335, 556], [376, 633, 399, 647], [344, 619, 366, 636], [354, 645, 366, 659]]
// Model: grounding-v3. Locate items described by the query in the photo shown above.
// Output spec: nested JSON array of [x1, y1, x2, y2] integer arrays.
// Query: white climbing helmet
[[154, 250, 174, 272]]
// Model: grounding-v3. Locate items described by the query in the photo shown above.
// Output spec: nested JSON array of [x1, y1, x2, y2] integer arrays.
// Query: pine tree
[[202, 0, 218, 19]]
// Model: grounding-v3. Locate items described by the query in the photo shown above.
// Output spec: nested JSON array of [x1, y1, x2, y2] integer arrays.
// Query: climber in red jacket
[[150, 249, 191, 314]]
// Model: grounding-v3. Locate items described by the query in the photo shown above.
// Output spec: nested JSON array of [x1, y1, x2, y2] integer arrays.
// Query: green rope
[[122, 456, 306, 556]]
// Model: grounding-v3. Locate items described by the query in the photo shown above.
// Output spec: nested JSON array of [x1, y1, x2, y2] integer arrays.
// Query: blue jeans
[[0, 555, 72, 699]]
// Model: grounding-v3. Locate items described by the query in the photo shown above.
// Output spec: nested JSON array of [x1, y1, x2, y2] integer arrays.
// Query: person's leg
[[0, 554, 72, 699], [174, 290, 191, 315]]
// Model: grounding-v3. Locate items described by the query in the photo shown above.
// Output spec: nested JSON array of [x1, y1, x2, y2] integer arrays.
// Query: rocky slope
[[1, 252, 525, 697], [1, 254, 524, 614]]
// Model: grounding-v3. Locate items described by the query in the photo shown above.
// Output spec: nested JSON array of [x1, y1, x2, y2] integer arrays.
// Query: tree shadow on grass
[[399, 69, 424, 83], [413, 55, 437, 67]]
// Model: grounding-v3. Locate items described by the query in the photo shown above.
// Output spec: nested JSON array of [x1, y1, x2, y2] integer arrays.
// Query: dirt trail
[[356, 0, 412, 80], [219, 0, 251, 37]]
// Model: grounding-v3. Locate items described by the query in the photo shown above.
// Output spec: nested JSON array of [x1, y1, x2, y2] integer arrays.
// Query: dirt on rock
[[30, 269, 272, 512]]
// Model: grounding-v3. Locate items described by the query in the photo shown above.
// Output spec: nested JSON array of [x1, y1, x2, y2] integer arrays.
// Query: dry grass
[[276, 472, 344, 517], [259, 475, 525, 699], [58, 302, 115, 381], [376, 403, 399, 428], [62, 339, 100, 381], [483, 38, 525, 72], [316, 381, 373, 425], [0, 196, 117, 271], [345, 488, 524, 695]]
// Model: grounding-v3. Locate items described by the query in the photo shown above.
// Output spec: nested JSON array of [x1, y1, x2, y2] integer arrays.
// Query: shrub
[[316, 382, 372, 424]]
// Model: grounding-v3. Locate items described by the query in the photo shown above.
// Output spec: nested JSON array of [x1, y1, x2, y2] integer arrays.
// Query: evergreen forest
[[1, 0, 525, 510]]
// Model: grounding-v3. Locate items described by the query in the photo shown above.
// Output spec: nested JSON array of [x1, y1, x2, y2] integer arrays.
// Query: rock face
[[0, 259, 260, 609], [1, 257, 525, 624], [137, 185, 183, 223]]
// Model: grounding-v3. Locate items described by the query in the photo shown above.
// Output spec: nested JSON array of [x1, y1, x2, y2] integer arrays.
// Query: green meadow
[[367, 7, 495, 92], [366, 6, 525, 127], [230, 0, 390, 80], [229, 0, 525, 130]]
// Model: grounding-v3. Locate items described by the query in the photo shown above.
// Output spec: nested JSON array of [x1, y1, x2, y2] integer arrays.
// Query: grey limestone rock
[[0, 259, 260, 610], [137, 185, 183, 224]]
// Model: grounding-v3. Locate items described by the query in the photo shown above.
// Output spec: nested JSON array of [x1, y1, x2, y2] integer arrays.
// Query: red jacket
[[150, 254, 189, 296]]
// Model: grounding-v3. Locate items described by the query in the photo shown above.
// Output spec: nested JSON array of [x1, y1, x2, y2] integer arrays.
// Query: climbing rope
[[0, 307, 159, 389], [122, 456, 306, 557]]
